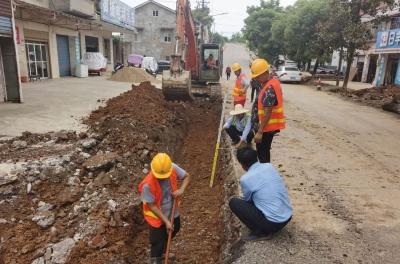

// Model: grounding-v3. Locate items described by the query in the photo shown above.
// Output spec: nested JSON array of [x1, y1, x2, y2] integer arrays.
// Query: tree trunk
[[343, 46, 355, 90], [336, 46, 344, 86], [312, 58, 319, 76]]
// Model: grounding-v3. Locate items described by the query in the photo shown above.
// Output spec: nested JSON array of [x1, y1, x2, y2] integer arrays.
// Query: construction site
[[1, 0, 400, 263], [0, 42, 399, 264]]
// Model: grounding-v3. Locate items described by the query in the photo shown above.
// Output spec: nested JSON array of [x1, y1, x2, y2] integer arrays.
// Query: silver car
[[277, 66, 302, 83]]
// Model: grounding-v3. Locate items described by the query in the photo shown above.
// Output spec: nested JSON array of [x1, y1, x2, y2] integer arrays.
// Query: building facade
[[132, 0, 176, 61], [0, 0, 21, 102], [358, 12, 400, 87], [13, 0, 135, 82]]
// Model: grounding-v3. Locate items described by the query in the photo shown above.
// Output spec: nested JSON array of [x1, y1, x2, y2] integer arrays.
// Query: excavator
[[162, 0, 223, 100]]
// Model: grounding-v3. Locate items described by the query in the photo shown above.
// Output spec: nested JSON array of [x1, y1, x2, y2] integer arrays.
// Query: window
[[26, 42, 49, 79], [391, 17, 400, 29], [164, 34, 171, 43], [165, 56, 170, 61], [153, 10, 159, 16], [203, 49, 219, 62]]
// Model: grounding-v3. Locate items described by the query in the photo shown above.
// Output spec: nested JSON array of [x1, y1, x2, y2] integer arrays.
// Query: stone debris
[[27, 182, 32, 194], [51, 238, 75, 264], [93, 171, 112, 186], [0, 172, 18, 186], [12, 140, 28, 149], [107, 199, 118, 212], [37, 201, 54, 212], [81, 138, 98, 149], [32, 211, 55, 229], [82, 152, 119, 172]]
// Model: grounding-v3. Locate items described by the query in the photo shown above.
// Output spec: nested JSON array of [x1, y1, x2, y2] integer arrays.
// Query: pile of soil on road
[[109, 67, 156, 83], [0, 82, 227, 264], [329, 85, 400, 114]]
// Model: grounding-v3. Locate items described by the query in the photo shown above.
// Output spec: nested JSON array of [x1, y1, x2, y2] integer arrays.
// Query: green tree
[[243, 0, 284, 64], [323, 0, 396, 89], [230, 32, 246, 43], [281, 0, 330, 73], [192, 3, 214, 43], [210, 32, 228, 44]]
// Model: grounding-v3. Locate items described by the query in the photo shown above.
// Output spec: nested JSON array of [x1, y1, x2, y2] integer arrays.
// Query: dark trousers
[[255, 131, 276, 163], [225, 126, 254, 144], [149, 217, 180, 258], [229, 198, 291, 236]]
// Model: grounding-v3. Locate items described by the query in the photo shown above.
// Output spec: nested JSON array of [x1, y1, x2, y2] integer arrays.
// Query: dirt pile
[[109, 67, 156, 83], [0, 82, 188, 264], [0, 82, 226, 264], [339, 86, 400, 113]]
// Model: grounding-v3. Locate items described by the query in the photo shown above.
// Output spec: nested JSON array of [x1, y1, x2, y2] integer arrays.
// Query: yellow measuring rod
[[210, 92, 228, 188]]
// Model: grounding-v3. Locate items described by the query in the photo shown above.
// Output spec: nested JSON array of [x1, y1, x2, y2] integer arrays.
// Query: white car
[[277, 66, 302, 83]]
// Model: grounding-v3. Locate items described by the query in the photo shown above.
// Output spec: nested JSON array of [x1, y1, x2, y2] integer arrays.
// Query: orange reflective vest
[[232, 73, 246, 102], [257, 78, 286, 132], [138, 169, 178, 228]]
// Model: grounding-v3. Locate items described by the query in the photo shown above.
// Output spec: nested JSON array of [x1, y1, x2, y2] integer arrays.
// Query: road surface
[[223, 43, 400, 263]]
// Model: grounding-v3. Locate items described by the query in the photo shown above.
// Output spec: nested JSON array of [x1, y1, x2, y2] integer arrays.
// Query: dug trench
[[0, 82, 239, 264]]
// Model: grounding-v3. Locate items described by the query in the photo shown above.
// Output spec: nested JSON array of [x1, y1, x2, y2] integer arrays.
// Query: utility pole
[[197, 0, 209, 44]]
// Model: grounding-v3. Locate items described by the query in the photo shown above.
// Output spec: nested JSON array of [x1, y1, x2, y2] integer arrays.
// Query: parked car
[[277, 66, 302, 83], [157, 60, 170, 74], [315, 65, 337, 75], [127, 54, 144, 67], [141, 57, 158, 76]]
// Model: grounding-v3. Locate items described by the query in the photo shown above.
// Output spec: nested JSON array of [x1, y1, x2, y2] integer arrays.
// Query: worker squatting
[[138, 59, 293, 264]]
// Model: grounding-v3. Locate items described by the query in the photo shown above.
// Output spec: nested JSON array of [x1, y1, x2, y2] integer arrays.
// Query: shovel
[[164, 198, 178, 264]]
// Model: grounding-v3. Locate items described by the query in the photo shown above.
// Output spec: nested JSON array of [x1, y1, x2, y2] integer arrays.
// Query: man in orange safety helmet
[[138, 153, 191, 264], [250, 59, 286, 163], [231, 63, 250, 106]]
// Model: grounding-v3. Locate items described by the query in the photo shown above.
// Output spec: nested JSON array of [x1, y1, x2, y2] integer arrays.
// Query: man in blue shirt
[[224, 104, 254, 148], [229, 147, 292, 241]]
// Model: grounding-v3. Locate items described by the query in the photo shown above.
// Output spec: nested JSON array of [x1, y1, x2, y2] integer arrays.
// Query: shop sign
[[100, 0, 135, 31], [376, 29, 400, 49]]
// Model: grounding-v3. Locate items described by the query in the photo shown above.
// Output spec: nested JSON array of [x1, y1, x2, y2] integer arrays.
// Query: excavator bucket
[[162, 70, 194, 101]]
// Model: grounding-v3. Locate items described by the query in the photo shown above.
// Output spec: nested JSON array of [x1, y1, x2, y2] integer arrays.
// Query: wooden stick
[[164, 199, 178, 264]]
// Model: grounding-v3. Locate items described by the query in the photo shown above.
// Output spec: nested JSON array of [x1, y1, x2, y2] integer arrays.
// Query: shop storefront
[[0, 0, 22, 102], [373, 28, 400, 87]]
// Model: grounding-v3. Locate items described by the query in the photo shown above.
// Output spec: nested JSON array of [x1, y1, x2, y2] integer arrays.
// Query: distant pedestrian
[[250, 59, 286, 163], [226, 66, 232, 80], [229, 147, 292, 241]]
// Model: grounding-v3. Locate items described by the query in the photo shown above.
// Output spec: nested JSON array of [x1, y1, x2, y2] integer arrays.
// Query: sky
[[120, 0, 297, 37]]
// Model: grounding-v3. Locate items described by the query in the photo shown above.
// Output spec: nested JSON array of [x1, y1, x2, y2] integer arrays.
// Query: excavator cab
[[199, 44, 223, 83]]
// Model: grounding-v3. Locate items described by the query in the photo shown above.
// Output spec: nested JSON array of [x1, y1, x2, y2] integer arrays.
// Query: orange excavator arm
[[175, 0, 199, 80]]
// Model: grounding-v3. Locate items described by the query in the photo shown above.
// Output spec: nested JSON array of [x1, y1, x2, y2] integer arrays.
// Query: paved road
[[0, 77, 132, 137], [223, 43, 400, 263]]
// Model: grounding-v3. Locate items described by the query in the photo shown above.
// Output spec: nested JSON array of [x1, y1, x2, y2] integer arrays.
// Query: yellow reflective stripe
[[272, 108, 283, 113], [259, 108, 283, 115], [268, 118, 286, 124], [144, 210, 159, 219]]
